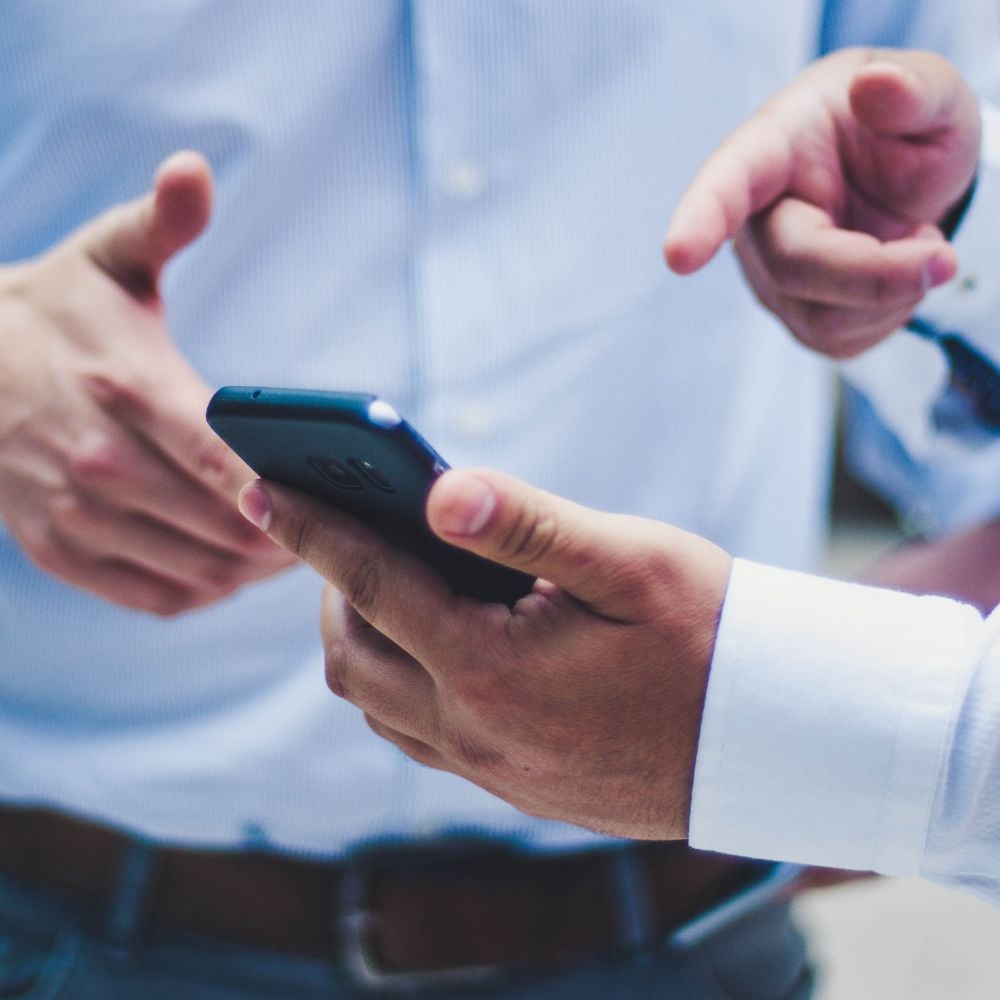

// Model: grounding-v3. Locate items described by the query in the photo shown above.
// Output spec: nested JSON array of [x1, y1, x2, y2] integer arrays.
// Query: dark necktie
[[907, 316, 1000, 432]]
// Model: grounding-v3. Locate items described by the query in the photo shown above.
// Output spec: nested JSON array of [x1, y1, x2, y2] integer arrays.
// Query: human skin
[[0, 151, 294, 615], [237, 464, 1000, 846], [239, 468, 731, 840], [664, 48, 980, 358]]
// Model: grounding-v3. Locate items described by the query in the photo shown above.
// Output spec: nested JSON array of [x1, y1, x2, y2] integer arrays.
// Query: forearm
[[862, 518, 1000, 613]]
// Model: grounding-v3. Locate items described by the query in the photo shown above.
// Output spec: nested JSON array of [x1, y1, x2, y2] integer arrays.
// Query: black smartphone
[[206, 386, 534, 606]]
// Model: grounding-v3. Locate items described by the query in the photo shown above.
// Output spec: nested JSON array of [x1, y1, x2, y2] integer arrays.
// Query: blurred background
[[797, 875, 1000, 999], [793, 431, 1000, 999]]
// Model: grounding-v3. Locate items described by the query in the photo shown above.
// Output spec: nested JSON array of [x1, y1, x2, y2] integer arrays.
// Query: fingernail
[[922, 254, 955, 290], [436, 475, 497, 536], [238, 482, 272, 532]]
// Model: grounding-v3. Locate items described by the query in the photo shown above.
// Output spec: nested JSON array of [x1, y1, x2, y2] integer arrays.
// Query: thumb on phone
[[427, 468, 715, 620]]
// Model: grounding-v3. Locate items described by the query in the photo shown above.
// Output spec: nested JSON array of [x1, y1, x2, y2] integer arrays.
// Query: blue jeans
[[0, 860, 813, 999]]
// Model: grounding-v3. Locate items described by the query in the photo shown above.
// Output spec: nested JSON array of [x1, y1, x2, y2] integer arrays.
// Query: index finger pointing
[[664, 110, 793, 275]]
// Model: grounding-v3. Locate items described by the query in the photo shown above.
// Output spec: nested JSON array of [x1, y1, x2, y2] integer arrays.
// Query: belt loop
[[104, 838, 163, 958], [605, 845, 657, 954]]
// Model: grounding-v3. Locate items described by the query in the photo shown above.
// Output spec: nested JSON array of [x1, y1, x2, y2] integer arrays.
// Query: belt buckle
[[336, 845, 508, 994]]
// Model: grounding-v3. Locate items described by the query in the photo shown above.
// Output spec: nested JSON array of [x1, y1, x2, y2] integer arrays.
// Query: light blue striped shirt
[[0, 1, 996, 854]]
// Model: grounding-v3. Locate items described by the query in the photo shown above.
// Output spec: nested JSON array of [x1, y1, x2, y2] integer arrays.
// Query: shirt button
[[454, 403, 495, 440], [959, 275, 979, 293], [441, 161, 487, 200]]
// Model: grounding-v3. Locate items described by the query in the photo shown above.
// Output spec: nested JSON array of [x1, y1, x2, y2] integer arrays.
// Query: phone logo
[[349, 459, 395, 493], [307, 456, 396, 493], [307, 456, 364, 490]]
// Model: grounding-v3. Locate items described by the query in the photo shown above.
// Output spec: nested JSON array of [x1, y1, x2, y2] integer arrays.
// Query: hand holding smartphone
[[207, 387, 534, 605]]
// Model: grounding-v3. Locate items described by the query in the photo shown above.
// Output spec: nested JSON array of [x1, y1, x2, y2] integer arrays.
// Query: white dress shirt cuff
[[690, 558, 982, 876]]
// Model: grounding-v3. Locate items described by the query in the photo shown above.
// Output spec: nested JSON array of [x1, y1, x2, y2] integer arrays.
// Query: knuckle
[[862, 266, 893, 305], [495, 500, 559, 566], [713, 182, 746, 243], [190, 431, 239, 485], [751, 218, 801, 290], [769, 248, 827, 302], [282, 510, 316, 561], [323, 636, 351, 699], [66, 435, 125, 487], [337, 551, 383, 619], [83, 371, 154, 422], [635, 544, 685, 595], [48, 492, 92, 535]]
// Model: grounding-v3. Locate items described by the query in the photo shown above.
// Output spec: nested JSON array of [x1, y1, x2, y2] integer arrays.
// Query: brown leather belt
[[0, 806, 760, 988]]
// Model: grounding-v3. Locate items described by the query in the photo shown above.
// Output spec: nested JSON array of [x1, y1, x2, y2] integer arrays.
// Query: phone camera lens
[[307, 456, 364, 490], [350, 459, 395, 493]]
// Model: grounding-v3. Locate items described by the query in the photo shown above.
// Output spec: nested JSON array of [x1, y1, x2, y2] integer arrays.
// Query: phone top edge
[[206, 385, 452, 474], [207, 386, 380, 424]]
